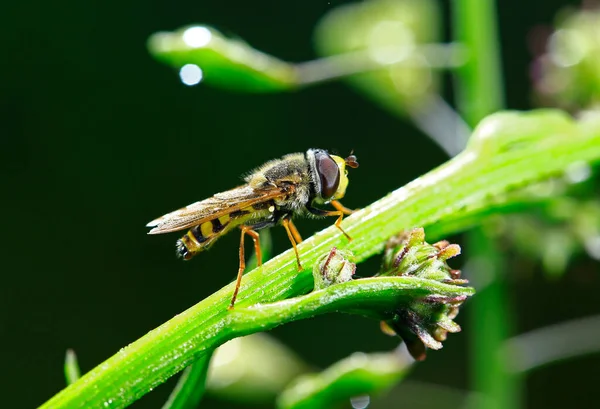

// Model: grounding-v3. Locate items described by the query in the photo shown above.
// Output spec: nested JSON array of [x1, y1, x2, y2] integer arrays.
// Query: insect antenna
[[345, 152, 359, 168]]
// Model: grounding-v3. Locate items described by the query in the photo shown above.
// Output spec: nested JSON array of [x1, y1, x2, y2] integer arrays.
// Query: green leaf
[[64, 349, 81, 386], [148, 26, 297, 92], [277, 349, 413, 409], [314, 0, 441, 114], [206, 334, 309, 403]]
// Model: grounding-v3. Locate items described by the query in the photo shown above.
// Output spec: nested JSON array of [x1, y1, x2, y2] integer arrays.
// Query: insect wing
[[146, 185, 287, 234]]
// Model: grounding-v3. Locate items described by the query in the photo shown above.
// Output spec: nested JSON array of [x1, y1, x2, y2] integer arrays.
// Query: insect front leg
[[330, 200, 357, 215], [229, 225, 262, 310], [306, 205, 352, 241]]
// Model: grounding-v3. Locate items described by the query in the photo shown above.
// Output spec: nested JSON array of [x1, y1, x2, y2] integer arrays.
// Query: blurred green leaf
[[206, 333, 309, 404], [534, 7, 600, 110], [277, 348, 413, 409], [161, 354, 211, 409], [314, 0, 441, 115], [64, 349, 81, 386], [148, 26, 297, 92]]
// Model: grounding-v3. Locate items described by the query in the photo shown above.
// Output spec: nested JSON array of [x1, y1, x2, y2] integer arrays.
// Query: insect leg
[[286, 219, 303, 243], [282, 218, 303, 271], [330, 200, 356, 215], [306, 205, 352, 241], [229, 226, 261, 310]]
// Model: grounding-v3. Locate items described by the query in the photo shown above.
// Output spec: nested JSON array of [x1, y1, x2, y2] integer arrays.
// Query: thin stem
[[40, 121, 600, 409], [161, 353, 211, 409], [294, 43, 466, 87], [502, 315, 600, 373], [229, 277, 474, 333], [407, 94, 471, 157]]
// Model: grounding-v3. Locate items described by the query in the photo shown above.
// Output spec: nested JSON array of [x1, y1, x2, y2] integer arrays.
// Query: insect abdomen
[[176, 203, 273, 260], [177, 215, 231, 260]]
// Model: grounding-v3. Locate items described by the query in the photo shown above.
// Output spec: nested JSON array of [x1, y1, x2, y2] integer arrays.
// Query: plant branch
[[452, 1, 517, 408], [40, 110, 600, 409], [294, 43, 466, 87]]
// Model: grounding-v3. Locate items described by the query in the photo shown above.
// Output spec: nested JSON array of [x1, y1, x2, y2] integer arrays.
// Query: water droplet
[[584, 235, 600, 260], [350, 395, 370, 409], [179, 64, 203, 86], [182, 26, 212, 48], [565, 161, 591, 184]]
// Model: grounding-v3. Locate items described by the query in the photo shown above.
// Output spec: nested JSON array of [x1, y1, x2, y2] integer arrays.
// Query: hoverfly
[[147, 149, 359, 308]]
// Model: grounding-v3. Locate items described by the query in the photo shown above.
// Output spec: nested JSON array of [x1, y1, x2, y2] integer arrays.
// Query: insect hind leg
[[229, 226, 262, 309]]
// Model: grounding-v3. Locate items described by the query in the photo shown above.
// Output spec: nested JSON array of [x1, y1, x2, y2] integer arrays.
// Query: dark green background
[[2, 1, 599, 408]]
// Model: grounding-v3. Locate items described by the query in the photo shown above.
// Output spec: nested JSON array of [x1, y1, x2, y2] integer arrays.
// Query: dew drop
[[351, 395, 370, 409], [182, 26, 211, 48], [179, 64, 203, 86]]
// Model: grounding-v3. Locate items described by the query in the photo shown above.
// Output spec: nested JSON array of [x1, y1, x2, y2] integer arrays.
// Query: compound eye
[[316, 152, 340, 199]]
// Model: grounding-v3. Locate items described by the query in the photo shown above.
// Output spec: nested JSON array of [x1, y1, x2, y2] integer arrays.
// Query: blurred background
[[2, 0, 600, 408]]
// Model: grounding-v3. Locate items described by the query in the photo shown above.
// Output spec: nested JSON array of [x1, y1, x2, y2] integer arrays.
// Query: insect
[[146, 149, 359, 308]]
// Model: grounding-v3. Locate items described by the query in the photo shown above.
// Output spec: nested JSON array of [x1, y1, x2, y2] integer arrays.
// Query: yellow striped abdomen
[[176, 204, 272, 260]]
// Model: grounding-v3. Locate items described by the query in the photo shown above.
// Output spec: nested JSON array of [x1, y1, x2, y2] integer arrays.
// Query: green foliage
[[161, 354, 211, 409], [534, 8, 600, 110], [314, 0, 440, 113], [206, 334, 308, 403], [64, 349, 81, 386], [148, 26, 297, 92], [42, 2, 600, 409], [277, 350, 413, 409]]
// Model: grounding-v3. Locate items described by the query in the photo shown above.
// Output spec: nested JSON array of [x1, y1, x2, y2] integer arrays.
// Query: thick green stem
[[467, 229, 522, 409], [40, 112, 600, 409], [452, 1, 519, 408], [453, 0, 504, 124]]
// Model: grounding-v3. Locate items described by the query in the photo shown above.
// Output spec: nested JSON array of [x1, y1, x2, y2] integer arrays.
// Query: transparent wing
[[146, 185, 288, 234]]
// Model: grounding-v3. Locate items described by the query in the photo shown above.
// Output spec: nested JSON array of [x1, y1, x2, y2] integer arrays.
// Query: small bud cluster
[[378, 228, 468, 361], [313, 247, 357, 291]]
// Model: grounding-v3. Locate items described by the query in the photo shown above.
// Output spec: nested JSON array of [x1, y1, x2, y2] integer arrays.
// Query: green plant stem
[[229, 277, 474, 333], [40, 116, 600, 409], [452, 1, 519, 409], [467, 229, 521, 409], [453, 0, 504, 124], [294, 44, 465, 86]]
